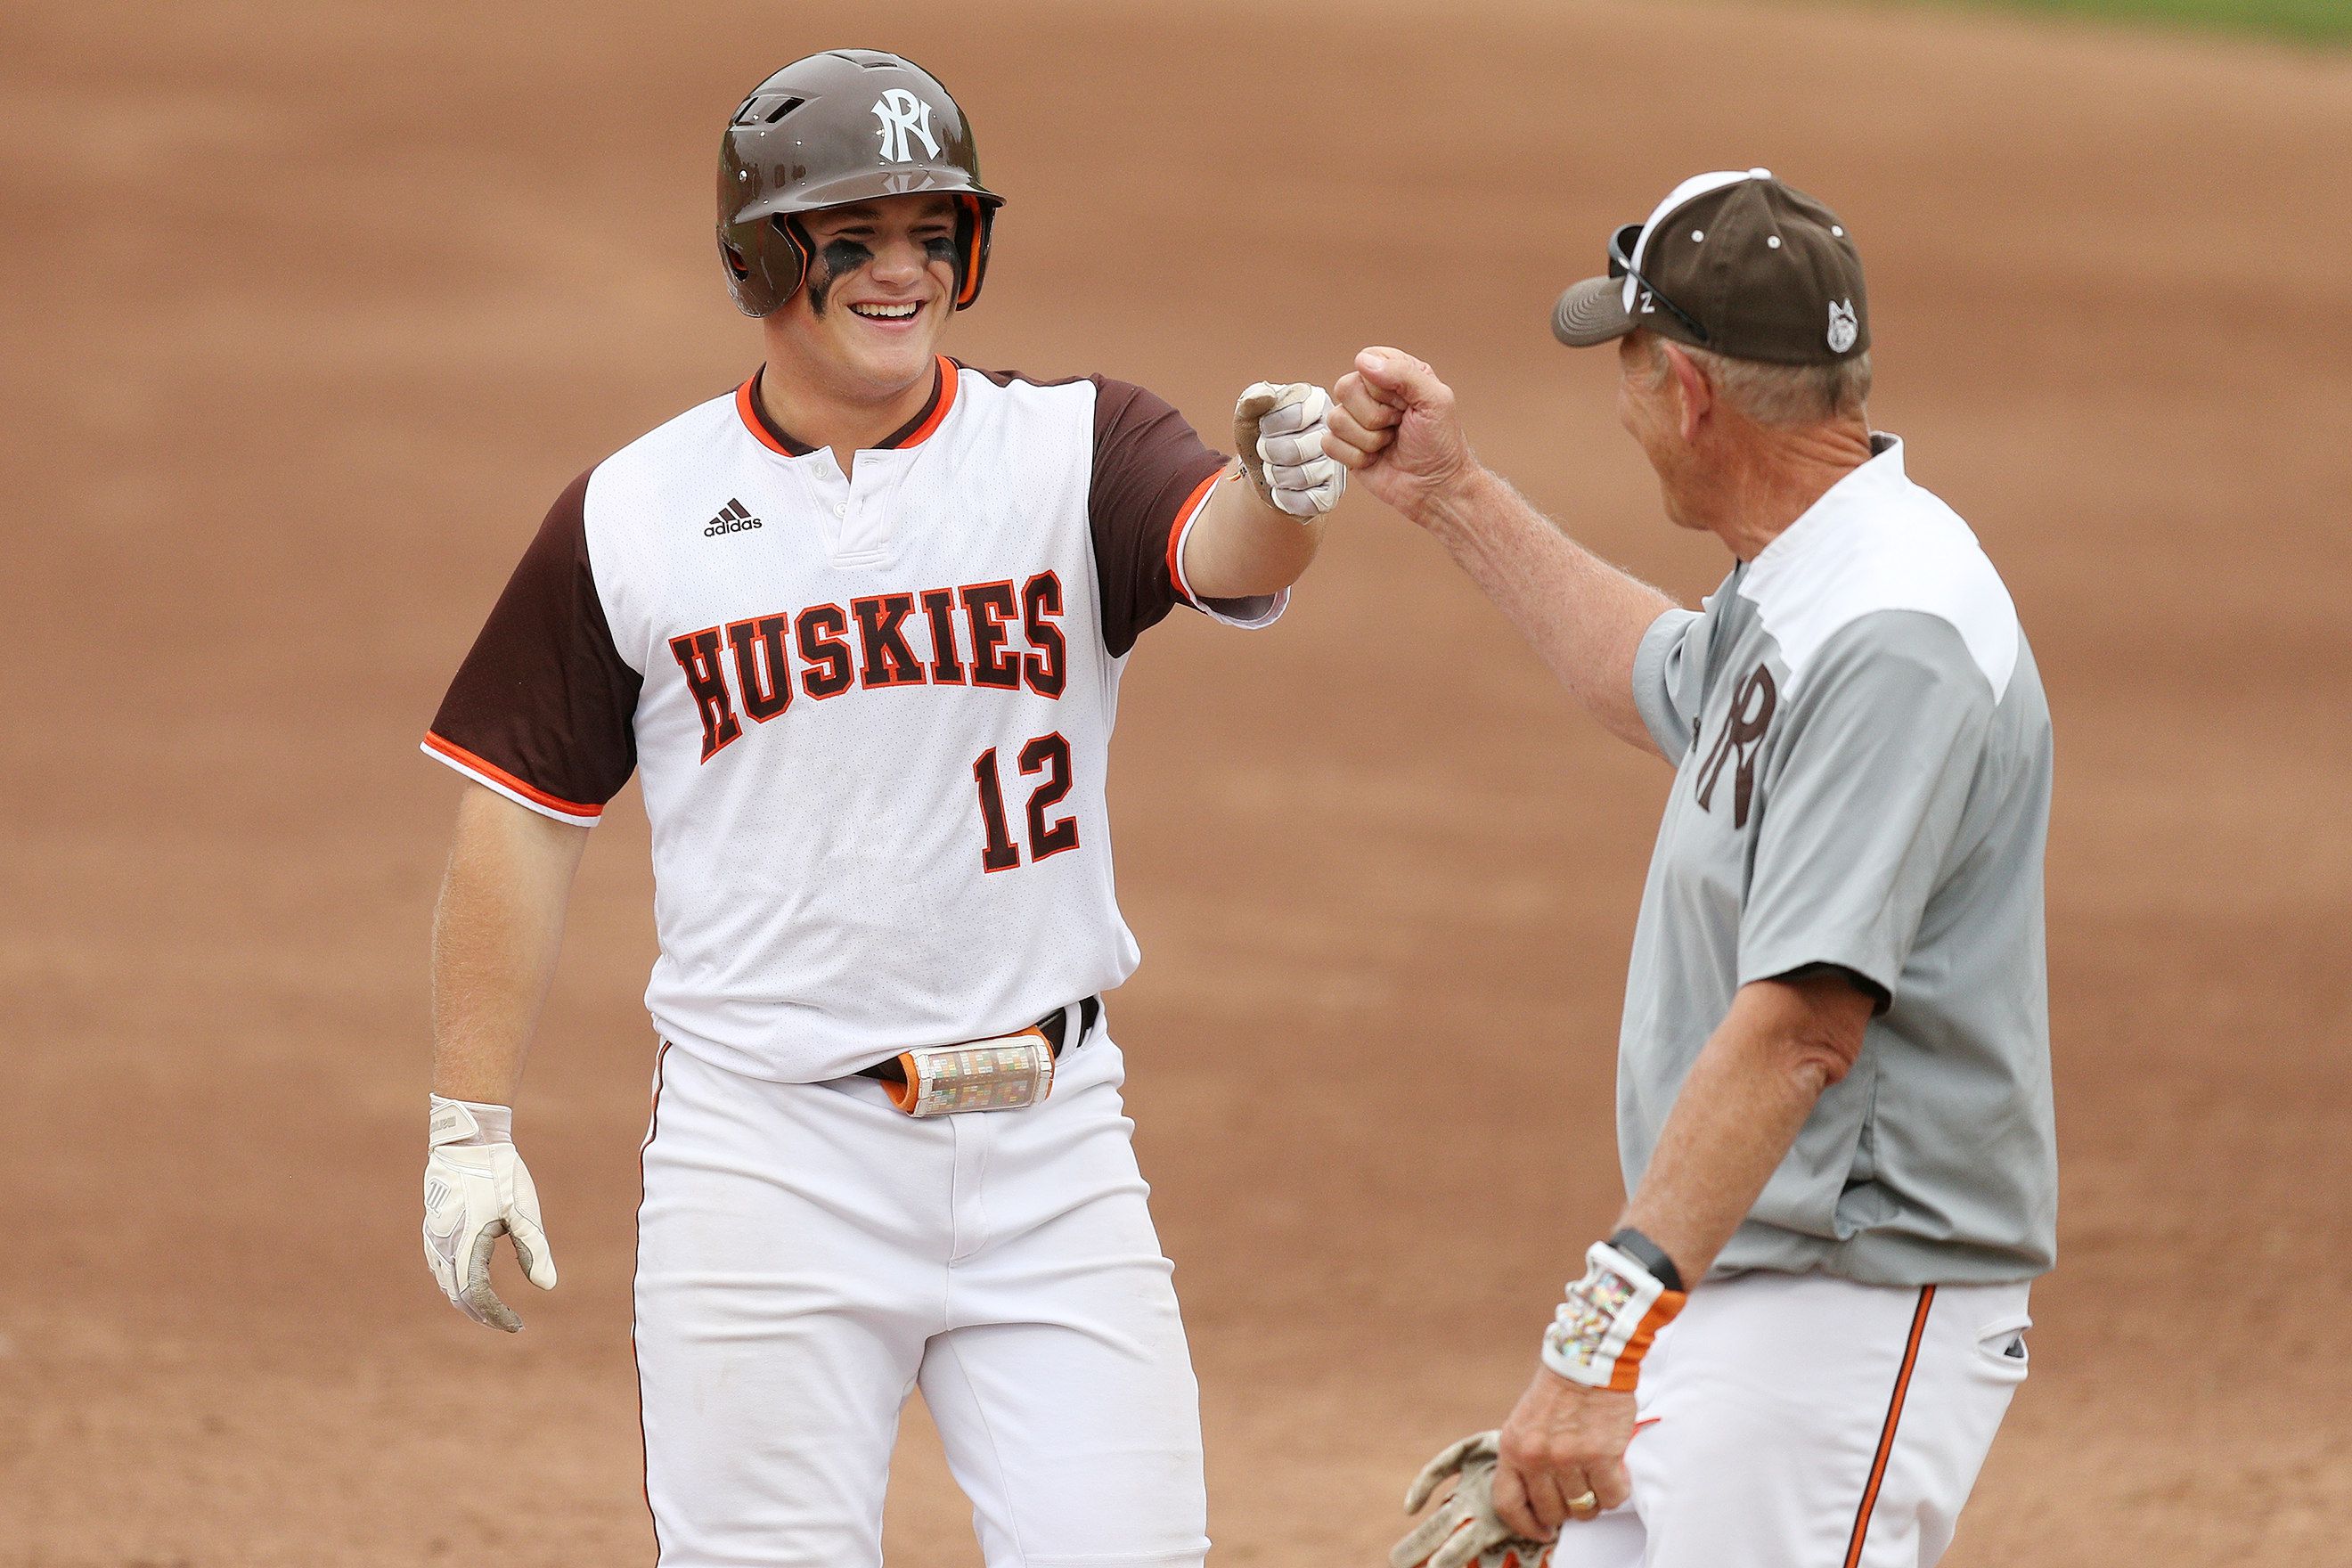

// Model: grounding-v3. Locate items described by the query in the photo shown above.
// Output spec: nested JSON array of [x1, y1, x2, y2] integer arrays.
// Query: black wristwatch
[[1608, 1226, 1686, 1294]]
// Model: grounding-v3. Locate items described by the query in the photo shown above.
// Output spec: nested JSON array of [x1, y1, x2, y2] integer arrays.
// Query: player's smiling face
[[776, 194, 960, 396]]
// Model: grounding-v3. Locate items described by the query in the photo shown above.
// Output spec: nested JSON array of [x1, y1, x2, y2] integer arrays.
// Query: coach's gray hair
[[1637, 333, 1872, 427]]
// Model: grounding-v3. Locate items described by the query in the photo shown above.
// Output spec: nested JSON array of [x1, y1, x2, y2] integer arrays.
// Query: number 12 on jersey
[[973, 733, 1078, 872]]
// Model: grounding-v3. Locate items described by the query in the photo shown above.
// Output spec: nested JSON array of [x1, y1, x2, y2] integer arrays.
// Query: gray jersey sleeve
[[1630, 608, 1707, 763], [1737, 610, 1997, 1007]]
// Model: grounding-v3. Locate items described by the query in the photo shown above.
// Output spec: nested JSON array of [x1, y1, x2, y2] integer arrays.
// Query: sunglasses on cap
[[1608, 222, 1712, 347]]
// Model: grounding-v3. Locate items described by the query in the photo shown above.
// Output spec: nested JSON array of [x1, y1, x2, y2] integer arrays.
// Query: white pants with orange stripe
[[1548, 1270, 2031, 1568], [633, 1028, 1208, 1568]]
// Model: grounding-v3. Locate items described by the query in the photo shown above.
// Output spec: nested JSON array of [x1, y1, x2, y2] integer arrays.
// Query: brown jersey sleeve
[[422, 468, 641, 821], [1088, 376, 1237, 657]]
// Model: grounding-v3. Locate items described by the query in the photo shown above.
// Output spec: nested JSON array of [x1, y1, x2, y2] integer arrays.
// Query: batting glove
[[1392, 1432, 1556, 1568], [423, 1094, 557, 1333], [1234, 381, 1346, 518]]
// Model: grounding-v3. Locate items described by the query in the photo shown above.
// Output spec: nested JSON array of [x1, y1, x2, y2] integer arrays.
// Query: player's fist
[[1324, 347, 1476, 526], [1234, 381, 1346, 518], [423, 1094, 558, 1333]]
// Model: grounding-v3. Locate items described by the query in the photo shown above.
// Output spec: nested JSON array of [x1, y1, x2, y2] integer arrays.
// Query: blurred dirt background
[[4, 1, 2348, 1564]]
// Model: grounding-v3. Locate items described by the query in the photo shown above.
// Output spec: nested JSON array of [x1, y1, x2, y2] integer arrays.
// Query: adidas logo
[[704, 498, 763, 537]]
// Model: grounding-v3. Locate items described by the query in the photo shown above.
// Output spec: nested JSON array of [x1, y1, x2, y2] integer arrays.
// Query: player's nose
[[867, 235, 930, 287]]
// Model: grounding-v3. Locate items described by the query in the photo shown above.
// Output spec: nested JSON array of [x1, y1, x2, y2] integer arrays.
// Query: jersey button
[[832, 503, 846, 518]]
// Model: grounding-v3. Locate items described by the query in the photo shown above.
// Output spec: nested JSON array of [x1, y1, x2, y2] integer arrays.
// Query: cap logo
[[1827, 298, 1858, 354], [872, 90, 941, 163]]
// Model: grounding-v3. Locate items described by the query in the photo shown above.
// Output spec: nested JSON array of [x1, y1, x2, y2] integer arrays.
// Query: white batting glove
[[423, 1094, 557, 1333], [1234, 381, 1347, 518], [1392, 1432, 1556, 1568]]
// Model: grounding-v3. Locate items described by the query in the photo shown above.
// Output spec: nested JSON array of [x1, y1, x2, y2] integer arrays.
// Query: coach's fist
[[1322, 347, 1476, 527], [1491, 1365, 1636, 1536], [423, 1094, 558, 1332]]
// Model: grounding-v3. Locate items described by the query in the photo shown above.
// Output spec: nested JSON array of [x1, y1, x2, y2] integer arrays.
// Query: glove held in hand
[[1392, 1431, 1555, 1568]]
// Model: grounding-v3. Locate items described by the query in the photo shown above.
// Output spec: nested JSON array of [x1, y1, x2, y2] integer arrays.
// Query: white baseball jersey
[[424, 356, 1281, 1082]]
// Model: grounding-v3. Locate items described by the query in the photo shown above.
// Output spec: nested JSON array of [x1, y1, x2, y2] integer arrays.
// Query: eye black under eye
[[922, 234, 959, 260], [819, 237, 875, 274]]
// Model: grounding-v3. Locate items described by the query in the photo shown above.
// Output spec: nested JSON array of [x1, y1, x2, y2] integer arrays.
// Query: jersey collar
[[736, 355, 960, 458], [1740, 432, 1907, 570]]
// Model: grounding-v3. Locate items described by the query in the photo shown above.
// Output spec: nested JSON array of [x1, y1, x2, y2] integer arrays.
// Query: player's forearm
[[1617, 975, 1870, 1285], [1417, 465, 1676, 753], [1181, 470, 1325, 599], [429, 784, 590, 1105]]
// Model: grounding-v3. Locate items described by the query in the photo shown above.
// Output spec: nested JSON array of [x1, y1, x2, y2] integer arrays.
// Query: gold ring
[[1567, 1491, 1598, 1512]]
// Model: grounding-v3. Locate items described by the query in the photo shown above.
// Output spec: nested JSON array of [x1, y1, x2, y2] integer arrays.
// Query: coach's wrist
[[1606, 1226, 1686, 1294], [1411, 461, 1507, 544], [1539, 1239, 1687, 1392]]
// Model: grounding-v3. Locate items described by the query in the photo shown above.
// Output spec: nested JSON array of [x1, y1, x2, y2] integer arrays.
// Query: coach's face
[[1616, 331, 1705, 531], [780, 193, 961, 394]]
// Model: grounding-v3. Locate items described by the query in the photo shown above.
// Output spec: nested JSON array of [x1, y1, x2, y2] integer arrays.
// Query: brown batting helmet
[[717, 50, 1003, 318]]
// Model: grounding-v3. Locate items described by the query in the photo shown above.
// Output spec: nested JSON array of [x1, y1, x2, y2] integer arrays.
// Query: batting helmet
[[717, 50, 1003, 318]]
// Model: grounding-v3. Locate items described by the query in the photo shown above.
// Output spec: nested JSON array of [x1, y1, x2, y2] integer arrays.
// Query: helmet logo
[[871, 90, 941, 163]]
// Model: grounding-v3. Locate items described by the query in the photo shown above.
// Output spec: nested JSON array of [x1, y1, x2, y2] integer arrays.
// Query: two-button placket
[[804, 449, 899, 568]]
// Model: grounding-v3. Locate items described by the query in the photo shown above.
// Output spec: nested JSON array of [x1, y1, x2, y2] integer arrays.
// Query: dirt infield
[[4, 2, 2348, 1564]]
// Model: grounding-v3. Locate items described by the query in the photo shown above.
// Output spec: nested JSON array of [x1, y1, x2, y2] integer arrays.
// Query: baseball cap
[[1551, 169, 1868, 366]]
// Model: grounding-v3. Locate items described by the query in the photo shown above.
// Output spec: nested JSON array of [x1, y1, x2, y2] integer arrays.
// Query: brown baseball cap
[[1551, 169, 1868, 365]]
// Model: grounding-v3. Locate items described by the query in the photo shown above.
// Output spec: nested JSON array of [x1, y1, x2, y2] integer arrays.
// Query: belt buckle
[[886, 1028, 1055, 1117]]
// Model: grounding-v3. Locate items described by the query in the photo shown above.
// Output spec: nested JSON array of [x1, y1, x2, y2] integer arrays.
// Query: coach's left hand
[[1492, 1366, 1636, 1534]]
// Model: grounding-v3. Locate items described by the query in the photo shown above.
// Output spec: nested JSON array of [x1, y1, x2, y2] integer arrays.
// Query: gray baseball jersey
[[1621, 435, 2055, 1287]]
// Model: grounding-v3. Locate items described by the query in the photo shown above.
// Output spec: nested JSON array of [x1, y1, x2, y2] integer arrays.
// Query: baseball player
[[415, 50, 1348, 1567], [1327, 171, 2054, 1567]]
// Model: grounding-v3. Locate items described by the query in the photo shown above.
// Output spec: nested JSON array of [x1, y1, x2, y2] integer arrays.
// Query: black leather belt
[[856, 996, 1100, 1085]]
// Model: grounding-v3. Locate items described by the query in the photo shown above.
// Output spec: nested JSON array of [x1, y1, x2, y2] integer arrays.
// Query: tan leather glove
[[1391, 1432, 1556, 1568], [1233, 381, 1346, 518]]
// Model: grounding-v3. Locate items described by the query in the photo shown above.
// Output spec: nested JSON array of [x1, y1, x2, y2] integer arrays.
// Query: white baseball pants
[[1549, 1270, 2031, 1568], [633, 1025, 1208, 1568]]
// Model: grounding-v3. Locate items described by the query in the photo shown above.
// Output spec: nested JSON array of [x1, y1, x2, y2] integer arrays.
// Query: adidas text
[[706, 498, 764, 537]]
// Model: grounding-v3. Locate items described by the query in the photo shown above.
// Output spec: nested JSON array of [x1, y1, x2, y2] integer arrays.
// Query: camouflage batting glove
[[423, 1094, 558, 1333]]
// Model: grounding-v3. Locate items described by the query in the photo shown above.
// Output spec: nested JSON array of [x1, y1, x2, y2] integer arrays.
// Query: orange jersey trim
[[735, 376, 807, 457], [1163, 468, 1227, 607], [1842, 1285, 1937, 1568], [736, 357, 957, 456], [897, 355, 960, 447], [422, 731, 604, 820]]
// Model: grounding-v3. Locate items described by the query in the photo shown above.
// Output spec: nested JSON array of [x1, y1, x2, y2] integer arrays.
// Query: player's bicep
[[1737, 614, 1995, 1006]]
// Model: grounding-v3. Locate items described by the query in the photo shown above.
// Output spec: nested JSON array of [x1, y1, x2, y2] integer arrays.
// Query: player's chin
[[831, 305, 947, 380]]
